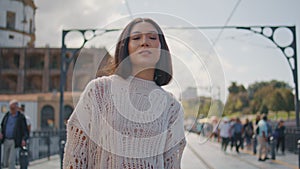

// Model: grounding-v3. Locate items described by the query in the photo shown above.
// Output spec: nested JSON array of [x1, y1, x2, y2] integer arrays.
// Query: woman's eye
[[132, 36, 140, 40], [149, 36, 157, 40], [149, 34, 158, 40], [130, 34, 158, 40], [130, 35, 140, 40]]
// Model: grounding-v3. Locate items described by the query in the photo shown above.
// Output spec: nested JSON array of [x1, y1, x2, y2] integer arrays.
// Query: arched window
[[64, 105, 73, 120], [64, 105, 73, 126], [41, 105, 55, 130]]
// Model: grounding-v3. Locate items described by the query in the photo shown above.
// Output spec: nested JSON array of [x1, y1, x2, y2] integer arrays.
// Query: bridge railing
[[285, 127, 300, 154], [28, 129, 66, 161]]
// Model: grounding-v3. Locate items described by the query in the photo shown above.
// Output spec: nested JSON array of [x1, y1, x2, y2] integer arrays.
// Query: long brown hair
[[113, 18, 173, 86]]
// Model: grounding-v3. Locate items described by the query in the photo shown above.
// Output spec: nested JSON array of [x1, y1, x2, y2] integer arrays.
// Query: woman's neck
[[131, 68, 155, 81]]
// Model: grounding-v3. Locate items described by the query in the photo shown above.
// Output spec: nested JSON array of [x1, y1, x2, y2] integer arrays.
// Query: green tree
[[208, 99, 224, 118], [267, 90, 285, 119], [260, 104, 269, 115], [249, 99, 260, 114], [225, 80, 292, 117], [280, 88, 295, 119], [270, 80, 292, 89], [228, 82, 240, 94], [248, 80, 291, 99], [225, 82, 249, 115], [248, 81, 269, 99], [251, 85, 273, 114]]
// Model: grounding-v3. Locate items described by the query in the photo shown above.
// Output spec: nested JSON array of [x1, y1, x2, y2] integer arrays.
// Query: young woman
[[63, 18, 186, 169]]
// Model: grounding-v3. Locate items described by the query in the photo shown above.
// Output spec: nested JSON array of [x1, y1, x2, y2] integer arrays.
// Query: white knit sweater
[[63, 75, 186, 169]]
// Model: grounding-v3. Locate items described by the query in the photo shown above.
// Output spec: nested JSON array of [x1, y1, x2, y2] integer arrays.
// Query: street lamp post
[[59, 28, 120, 169], [59, 28, 120, 131]]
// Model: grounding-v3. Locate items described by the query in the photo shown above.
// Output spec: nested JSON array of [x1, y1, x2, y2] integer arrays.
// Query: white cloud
[[34, 0, 127, 47]]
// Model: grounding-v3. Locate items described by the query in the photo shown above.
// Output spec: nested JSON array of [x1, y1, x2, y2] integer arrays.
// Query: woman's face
[[128, 21, 161, 70]]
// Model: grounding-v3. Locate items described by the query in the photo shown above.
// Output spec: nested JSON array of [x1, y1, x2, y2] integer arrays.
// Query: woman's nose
[[140, 35, 149, 47]]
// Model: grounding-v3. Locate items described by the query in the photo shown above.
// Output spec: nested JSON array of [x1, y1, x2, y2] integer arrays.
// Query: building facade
[[0, 0, 36, 47], [0, 0, 115, 131], [0, 48, 61, 94], [0, 47, 112, 130]]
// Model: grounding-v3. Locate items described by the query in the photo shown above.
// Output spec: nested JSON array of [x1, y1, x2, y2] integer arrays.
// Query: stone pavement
[[182, 132, 299, 169], [15, 132, 299, 169]]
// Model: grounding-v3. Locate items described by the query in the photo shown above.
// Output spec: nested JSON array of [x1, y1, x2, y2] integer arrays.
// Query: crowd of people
[[216, 114, 286, 161]]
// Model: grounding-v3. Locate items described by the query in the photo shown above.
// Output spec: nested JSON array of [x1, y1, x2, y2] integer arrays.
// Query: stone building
[[0, 0, 36, 47], [0, 0, 114, 130], [0, 47, 112, 130]]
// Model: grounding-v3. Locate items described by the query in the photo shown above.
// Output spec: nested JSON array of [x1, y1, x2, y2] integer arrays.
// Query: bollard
[[252, 134, 257, 155], [60, 140, 66, 169], [19, 146, 29, 169], [298, 139, 300, 169], [47, 135, 51, 160], [0, 142, 2, 169], [270, 136, 276, 160]]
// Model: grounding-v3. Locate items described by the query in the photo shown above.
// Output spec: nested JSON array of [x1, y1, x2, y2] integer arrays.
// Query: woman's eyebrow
[[130, 31, 158, 35]]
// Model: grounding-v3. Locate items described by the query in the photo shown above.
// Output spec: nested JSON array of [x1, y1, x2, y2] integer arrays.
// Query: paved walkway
[[13, 133, 299, 169], [182, 132, 299, 169]]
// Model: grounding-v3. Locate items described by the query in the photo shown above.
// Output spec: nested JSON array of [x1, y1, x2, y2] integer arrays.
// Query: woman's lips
[[138, 50, 151, 55]]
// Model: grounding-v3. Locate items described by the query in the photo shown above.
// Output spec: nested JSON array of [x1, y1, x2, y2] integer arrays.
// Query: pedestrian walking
[[275, 119, 286, 155], [253, 114, 261, 155], [257, 115, 268, 161], [0, 100, 29, 169], [229, 118, 235, 151], [218, 117, 231, 153], [19, 104, 32, 134], [232, 117, 243, 153], [243, 118, 253, 150]]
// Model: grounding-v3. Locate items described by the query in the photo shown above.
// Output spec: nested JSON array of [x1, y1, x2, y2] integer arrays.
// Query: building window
[[41, 105, 55, 130], [0, 75, 17, 94], [24, 75, 42, 93], [64, 105, 73, 126], [29, 19, 33, 34], [27, 54, 44, 69], [6, 11, 16, 29], [1, 105, 8, 113], [49, 75, 60, 91], [13, 53, 20, 68]]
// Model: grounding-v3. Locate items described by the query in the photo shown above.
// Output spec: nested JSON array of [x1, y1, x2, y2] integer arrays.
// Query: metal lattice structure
[[236, 26, 298, 127], [60, 26, 298, 130]]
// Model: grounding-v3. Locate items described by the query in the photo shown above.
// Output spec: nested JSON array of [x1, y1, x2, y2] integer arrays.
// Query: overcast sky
[[34, 0, 300, 99]]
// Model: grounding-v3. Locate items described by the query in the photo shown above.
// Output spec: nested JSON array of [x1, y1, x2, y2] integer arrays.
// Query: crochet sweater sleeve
[[63, 113, 90, 169], [63, 80, 96, 169], [163, 101, 186, 169]]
